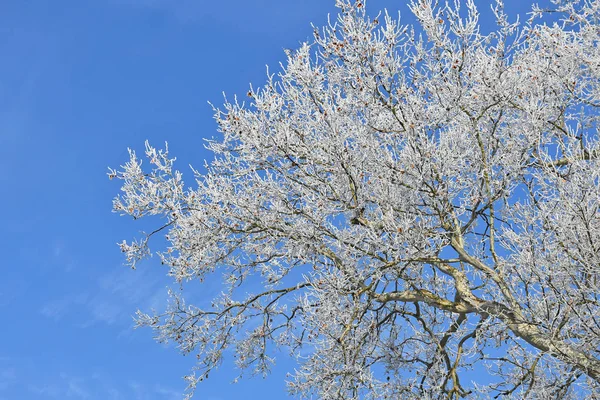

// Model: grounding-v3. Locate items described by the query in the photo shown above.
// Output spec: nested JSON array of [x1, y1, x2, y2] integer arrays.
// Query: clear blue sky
[[0, 1, 536, 399]]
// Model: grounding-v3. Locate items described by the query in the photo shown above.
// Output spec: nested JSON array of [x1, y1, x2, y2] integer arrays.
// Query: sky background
[[0, 1, 538, 399]]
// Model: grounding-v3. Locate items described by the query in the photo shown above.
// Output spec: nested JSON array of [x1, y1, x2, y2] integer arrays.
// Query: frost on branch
[[111, 0, 600, 398]]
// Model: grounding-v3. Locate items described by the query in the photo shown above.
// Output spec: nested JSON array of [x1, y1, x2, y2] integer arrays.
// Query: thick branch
[[374, 289, 474, 314], [374, 285, 600, 383]]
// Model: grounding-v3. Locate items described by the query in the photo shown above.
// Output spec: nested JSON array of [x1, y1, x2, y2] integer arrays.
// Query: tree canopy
[[110, 0, 600, 398]]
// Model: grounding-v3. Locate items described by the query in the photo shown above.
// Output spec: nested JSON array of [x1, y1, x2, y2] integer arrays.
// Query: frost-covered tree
[[109, 0, 600, 398]]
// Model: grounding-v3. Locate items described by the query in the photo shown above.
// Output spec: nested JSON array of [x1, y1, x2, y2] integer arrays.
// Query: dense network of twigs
[[110, 0, 600, 398]]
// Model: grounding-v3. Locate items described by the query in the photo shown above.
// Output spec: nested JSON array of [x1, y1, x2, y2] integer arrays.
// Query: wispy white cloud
[[40, 263, 169, 329], [29, 372, 90, 399], [129, 380, 182, 400], [52, 238, 77, 272], [0, 367, 16, 391], [82, 295, 123, 327], [0, 356, 20, 394], [81, 265, 168, 328], [40, 293, 88, 321], [29, 383, 61, 398], [63, 373, 90, 399], [91, 372, 125, 400], [152, 383, 181, 400]]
